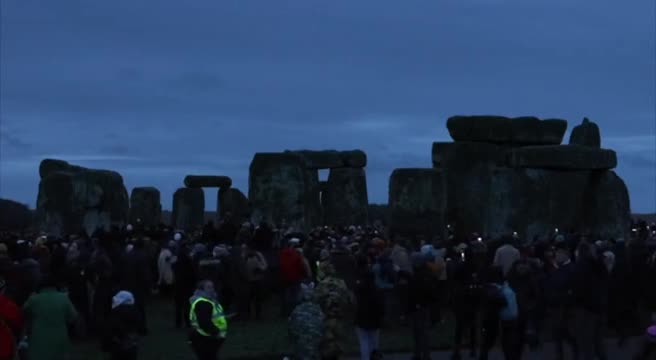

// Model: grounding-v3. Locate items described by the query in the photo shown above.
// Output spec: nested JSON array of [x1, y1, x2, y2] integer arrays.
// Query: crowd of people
[[1, 214, 656, 360]]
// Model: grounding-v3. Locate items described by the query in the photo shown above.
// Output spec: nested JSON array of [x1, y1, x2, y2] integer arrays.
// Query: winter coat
[[354, 271, 384, 330]]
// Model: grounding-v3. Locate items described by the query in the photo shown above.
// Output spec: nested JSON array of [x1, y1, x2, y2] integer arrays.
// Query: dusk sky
[[1, 0, 655, 213]]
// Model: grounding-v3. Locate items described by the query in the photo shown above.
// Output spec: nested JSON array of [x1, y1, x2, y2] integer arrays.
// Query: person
[[216, 213, 239, 245], [372, 246, 396, 325], [493, 235, 520, 277], [189, 280, 228, 360], [633, 323, 656, 360], [605, 248, 631, 347], [23, 276, 78, 360], [118, 238, 151, 334], [157, 241, 176, 296], [0, 277, 24, 360], [391, 238, 412, 323], [354, 255, 384, 360], [280, 238, 307, 316], [450, 246, 482, 360], [479, 266, 519, 360], [243, 244, 268, 320], [88, 241, 114, 335], [14, 241, 41, 307], [330, 238, 358, 291], [547, 243, 578, 360], [174, 242, 196, 328], [314, 261, 353, 360], [571, 241, 608, 360], [408, 252, 437, 360], [104, 290, 140, 360], [507, 254, 540, 356], [288, 282, 324, 360]]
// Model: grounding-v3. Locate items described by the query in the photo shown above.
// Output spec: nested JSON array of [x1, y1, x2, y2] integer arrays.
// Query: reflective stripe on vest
[[189, 297, 228, 338]]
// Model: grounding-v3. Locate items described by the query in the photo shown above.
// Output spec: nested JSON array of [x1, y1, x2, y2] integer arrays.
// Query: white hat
[[112, 290, 135, 309], [174, 233, 182, 242], [126, 224, 133, 232], [289, 238, 301, 245]]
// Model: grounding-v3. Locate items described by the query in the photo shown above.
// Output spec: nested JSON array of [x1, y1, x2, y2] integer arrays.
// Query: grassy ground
[[71, 296, 455, 360]]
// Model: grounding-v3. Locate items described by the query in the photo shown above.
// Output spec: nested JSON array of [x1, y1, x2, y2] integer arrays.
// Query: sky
[[0, 0, 655, 213]]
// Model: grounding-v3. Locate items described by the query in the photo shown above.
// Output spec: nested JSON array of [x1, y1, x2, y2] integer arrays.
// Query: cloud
[[0, 0, 654, 212], [0, 130, 31, 150], [606, 135, 656, 154]]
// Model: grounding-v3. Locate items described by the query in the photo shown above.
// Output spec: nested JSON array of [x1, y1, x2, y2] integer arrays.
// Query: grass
[[71, 296, 455, 360]]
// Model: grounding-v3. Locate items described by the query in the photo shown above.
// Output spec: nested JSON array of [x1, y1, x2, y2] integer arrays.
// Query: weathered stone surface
[[323, 168, 368, 226], [285, 149, 367, 168], [286, 150, 343, 169], [172, 188, 205, 230], [432, 142, 508, 169], [0, 199, 32, 230], [339, 150, 367, 168], [36, 159, 129, 236], [508, 145, 617, 170], [39, 158, 85, 179], [582, 171, 631, 239], [129, 187, 161, 227], [507, 169, 591, 241], [569, 117, 601, 147], [218, 188, 250, 221], [446, 116, 567, 145], [388, 169, 446, 237], [249, 153, 320, 230], [184, 175, 232, 189], [428, 116, 629, 241], [435, 166, 591, 240], [432, 143, 593, 239]]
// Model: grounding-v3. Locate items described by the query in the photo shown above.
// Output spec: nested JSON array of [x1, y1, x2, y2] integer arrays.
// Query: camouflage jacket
[[314, 275, 353, 318], [288, 301, 324, 360]]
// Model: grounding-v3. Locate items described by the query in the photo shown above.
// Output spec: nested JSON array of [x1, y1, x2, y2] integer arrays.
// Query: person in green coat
[[23, 276, 78, 360]]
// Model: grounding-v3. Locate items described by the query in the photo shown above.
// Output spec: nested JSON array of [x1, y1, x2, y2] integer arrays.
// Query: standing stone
[[35, 159, 129, 237], [505, 168, 590, 241], [432, 141, 505, 238], [218, 188, 250, 221], [249, 152, 320, 230], [431, 142, 594, 240], [129, 187, 162, 227], [323, 168, 368, 226], [388, 169, 446, 238], [425, 115, 629, 242], [569, 117, 601, 147], [582, 171, 631, 239], [172, 188, 205, 231]]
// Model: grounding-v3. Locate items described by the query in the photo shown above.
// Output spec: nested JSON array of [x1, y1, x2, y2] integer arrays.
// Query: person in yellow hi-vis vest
[[189, 280, 228, 360]]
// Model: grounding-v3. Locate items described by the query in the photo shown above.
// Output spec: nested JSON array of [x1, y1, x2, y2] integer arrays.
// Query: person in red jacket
[[279, 238, 307, 316], [0, 277, 24, 360]]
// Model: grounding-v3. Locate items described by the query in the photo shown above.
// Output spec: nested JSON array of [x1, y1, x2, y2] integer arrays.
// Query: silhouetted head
[[487, 266, 504, 285]]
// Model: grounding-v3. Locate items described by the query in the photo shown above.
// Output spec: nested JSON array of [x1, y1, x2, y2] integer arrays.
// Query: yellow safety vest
[[189, 297, 228, 338]]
